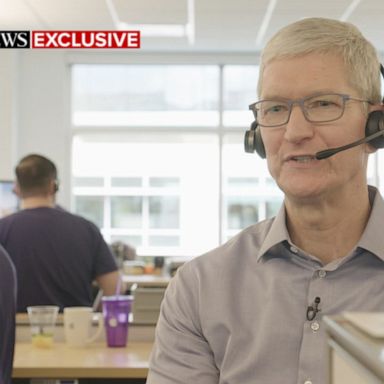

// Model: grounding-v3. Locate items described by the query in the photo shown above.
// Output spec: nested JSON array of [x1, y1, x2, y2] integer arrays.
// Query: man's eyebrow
[[259, 90, 344, 100]]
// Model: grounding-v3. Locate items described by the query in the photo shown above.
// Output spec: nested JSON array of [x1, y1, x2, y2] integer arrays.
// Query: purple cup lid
[[101, 295, 134, 302]]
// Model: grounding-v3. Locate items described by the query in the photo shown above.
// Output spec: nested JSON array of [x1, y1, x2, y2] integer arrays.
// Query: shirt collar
[[256, 204, 289, 261], [256, 186, 384, 263]]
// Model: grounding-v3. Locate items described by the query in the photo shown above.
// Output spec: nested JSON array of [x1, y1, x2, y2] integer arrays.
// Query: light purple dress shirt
[[147, 186, 384, 384]]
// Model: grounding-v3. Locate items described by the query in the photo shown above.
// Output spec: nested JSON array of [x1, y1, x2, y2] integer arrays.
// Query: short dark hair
[[16, 154, 57, 197]]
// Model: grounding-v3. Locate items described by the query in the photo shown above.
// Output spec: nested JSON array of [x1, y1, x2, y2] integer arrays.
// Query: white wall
[[0, 50, 18, 179], [0, 50, 71, 207]]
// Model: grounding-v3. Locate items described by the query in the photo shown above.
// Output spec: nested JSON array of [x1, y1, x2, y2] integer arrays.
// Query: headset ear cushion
[[254, 127, 266, 158], [244, 129, 256, 153], [365, 110, 384, 149]]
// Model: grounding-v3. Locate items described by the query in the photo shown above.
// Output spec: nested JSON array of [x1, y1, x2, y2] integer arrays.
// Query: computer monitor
[[0, 180, 18, 218]]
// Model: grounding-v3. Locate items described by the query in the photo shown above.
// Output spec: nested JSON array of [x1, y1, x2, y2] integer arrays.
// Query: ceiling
[[0, 0, 383, 53]]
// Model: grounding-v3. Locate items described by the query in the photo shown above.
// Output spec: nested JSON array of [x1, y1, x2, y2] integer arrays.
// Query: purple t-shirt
[[0, 207, 117, 312], [0, 245, 16, 384]]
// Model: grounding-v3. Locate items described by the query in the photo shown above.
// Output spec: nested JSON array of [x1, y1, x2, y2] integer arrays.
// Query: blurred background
[[0, 0, 383, 259]]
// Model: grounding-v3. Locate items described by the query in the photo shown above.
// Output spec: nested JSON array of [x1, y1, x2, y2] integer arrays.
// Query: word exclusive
[[0, 30, 140, 49]]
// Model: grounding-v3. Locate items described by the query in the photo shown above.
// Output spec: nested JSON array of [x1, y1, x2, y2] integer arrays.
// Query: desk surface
[[122, 274, 170, 287], [13, 341, 152, 379]]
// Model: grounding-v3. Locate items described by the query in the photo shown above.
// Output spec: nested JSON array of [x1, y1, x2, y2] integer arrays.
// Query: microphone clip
[[306, 297, 321, 321]]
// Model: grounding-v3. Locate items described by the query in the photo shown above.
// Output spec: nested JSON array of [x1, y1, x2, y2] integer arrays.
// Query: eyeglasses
[[249, 93, 372, 127]]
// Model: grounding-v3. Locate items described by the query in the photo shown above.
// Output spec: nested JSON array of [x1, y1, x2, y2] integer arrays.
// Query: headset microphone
[[315, 126, 384, 160], [315, 67, 384, 160]]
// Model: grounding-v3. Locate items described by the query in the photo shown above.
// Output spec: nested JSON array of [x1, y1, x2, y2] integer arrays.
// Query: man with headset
[[0, 154, 120, 312], [147, 18, 384, 384]]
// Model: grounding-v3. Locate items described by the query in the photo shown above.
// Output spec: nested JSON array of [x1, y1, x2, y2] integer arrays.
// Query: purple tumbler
[[102, 295, 133, 347]]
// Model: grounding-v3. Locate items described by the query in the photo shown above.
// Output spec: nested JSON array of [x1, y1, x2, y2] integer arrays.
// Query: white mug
[[64, 307, 103, 347]]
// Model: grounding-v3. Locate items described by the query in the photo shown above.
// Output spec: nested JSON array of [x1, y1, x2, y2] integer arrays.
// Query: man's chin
[[278, 180, 325, 201]]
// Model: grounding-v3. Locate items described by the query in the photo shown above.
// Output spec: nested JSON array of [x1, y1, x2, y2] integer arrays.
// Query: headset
[[244, 64, 384, 159]]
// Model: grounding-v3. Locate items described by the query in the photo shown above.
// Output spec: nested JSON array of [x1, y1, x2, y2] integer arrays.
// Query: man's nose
[[283, 103, 315, 143]]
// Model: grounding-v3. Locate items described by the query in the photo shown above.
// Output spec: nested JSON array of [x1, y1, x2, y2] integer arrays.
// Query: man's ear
[[12, 183, 21, 198], [50, 179, 58, 194]]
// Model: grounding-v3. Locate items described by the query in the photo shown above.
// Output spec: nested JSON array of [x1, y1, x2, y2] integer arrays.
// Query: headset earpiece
[[244, 121, 266, 158], [366, 64, 384, 148], [53, 180, 59, 192], [365, 110, 384, 149], [244, 121, 258, 153]]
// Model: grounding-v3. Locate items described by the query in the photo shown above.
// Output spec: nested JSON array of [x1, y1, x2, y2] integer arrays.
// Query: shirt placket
[[297, 265, 330, 384]]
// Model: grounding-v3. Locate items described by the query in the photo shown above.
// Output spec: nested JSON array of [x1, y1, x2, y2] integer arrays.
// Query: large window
[[70, 64, 277, 256], [72, 65, 220, 127], [72, 133, 220, 256]]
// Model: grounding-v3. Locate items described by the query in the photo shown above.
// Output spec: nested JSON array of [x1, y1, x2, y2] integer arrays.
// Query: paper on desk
[[343, 312, 384, 338]]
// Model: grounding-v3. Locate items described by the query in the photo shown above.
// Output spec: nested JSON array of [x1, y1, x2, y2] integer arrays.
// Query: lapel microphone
[[306, 297, 321, 321], [315, 128, 384, 160]]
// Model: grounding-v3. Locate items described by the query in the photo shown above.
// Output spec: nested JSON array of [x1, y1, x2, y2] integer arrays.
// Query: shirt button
[[311, 321, 320, 332], [290, 246, 298, 253], [318, 270, 326, 278], [304, 381, 312, 384]]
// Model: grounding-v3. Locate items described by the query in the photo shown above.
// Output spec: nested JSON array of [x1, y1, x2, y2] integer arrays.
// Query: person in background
[[147, 18, 384, 383], [0, 154, 120, 312], [111, 240, 137, 268], [0, 246, 16, 384]]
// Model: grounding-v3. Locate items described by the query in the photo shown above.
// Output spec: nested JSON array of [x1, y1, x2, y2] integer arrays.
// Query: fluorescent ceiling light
[[256, 0, 278, 47], [339, 0, 362, 21], [118, 23, 186, 37], [106, 0, 195, 44]]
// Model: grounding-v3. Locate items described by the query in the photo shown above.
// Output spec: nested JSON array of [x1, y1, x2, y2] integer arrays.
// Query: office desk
[[16, 314, 156, 342], [15, 317, 155, 383], [122, 274, 170, 288], [13, 341, 152, 380]]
